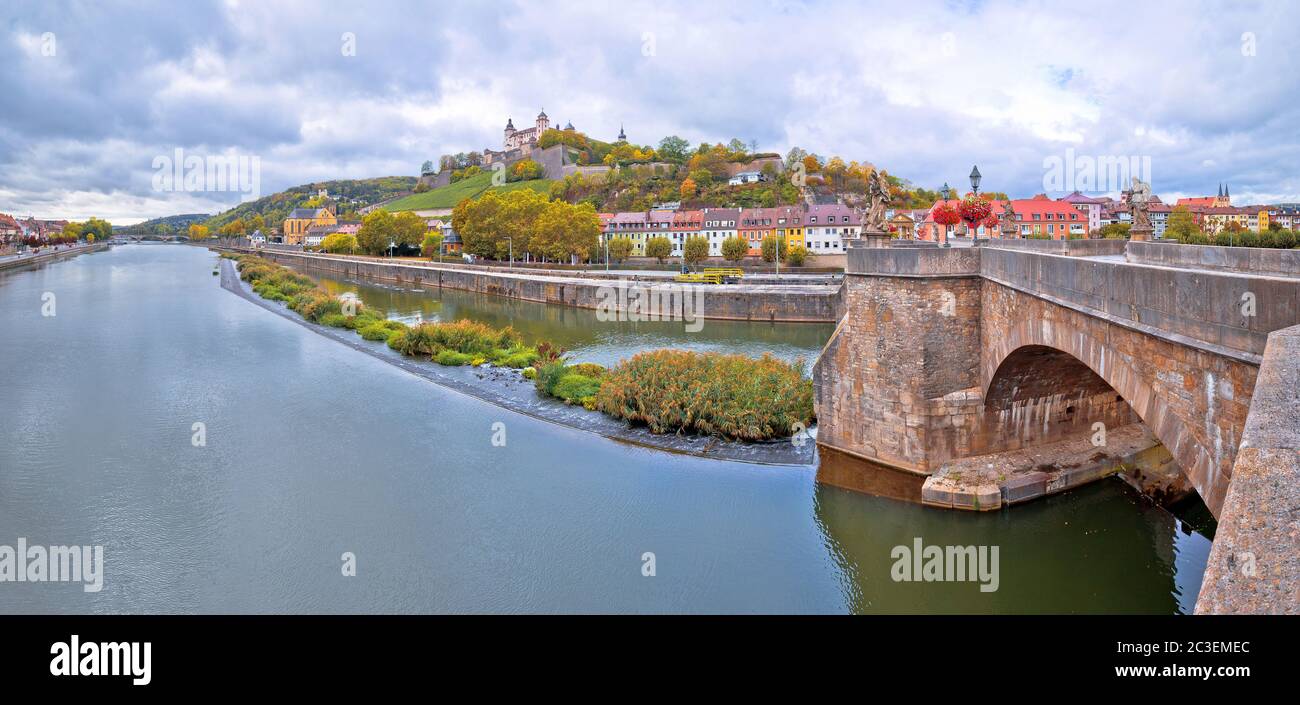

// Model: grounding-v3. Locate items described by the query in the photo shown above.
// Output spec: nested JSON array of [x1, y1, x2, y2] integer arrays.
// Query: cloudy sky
[[2, 0, 1298, 224]]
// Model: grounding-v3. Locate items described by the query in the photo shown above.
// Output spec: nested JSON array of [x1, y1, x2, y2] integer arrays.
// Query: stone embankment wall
[[237, 248, 843, 323], [0, 243, 108, 271]]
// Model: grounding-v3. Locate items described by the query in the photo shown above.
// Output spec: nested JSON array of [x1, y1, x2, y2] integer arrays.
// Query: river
[[0, 244, 1211, 613]]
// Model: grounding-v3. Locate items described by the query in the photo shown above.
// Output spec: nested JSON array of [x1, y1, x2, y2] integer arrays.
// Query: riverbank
[[222, 247, 844, 323], [218, 256, 817, 465], [0, 242, 109, 271]]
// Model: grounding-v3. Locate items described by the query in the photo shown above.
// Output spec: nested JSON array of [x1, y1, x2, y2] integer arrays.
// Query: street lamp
[[505, 236, 513, 268], [941, 182, 952, 202], [969, 165, 982, 196]]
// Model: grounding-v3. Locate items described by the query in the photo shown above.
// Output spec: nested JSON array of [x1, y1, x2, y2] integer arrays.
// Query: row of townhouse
[[913, 195, 1089, 241], [0, 213, 72, 245], [599, 204, 861, 257]]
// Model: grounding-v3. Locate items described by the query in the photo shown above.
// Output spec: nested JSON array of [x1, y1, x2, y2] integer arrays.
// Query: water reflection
[[292, 263, 835, 368]]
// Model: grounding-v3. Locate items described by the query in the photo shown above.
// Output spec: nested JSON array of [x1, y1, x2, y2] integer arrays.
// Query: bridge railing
[[1197, 323, 1300, 614]]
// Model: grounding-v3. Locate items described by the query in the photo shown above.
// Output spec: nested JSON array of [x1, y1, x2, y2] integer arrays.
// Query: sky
[[2, 0, 1298, 225]]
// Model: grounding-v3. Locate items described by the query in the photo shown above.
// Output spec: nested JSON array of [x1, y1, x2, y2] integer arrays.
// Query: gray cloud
[[2, 0, 1298, 223]]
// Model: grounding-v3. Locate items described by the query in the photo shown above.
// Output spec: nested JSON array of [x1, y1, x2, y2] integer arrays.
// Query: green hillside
[[116, 213, 210, 235], [383, 172, 552, 212], [204, 176, 417, 230]]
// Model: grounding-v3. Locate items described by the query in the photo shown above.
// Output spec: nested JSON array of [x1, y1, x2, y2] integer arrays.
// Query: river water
[[0, 244, 1211, 613]]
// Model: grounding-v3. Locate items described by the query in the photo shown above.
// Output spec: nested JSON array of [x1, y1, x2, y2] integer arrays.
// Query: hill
[[383, 172, 552, 212], [204, 176, 417, 230], [116, 213, 210, 235]]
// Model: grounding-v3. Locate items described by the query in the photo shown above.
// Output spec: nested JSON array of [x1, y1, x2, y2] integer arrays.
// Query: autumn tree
[[645, 236, 672, 263], [357, 210, 396, 255], [421, 231, 444, 259], [721, 236, 748, 262], [761, 233, 787, 263], [607, 237, 633, 263], [322, 232, 357, 254], [787, 244, 808, 266], [392, 211, 427, 250], [188, 223, 211, 240], [682, 235, 709, 268], [679, 177, 697, 200]]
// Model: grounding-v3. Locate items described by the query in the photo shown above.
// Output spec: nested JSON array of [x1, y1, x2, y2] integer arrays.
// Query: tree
[[607, 237, 633, 263], [322, 232, 358, 254], [421, 160, 434, 174], [721, 236, 748, 262], [531, 200, 600, 262], [421, 231, 444, 259], [679, 177, 697, 200], [761, 234, 787, 263], [645, 236, 672, 263], [80, 217, 113, 242], [357, 210, 396, 255], [682, 235, 709, 268], [392, 211, 427, 250], [658, 135, 690, 163], [509, 159, 544, 182], [1165, 205, 1199, 241], [787, 244, 808, 267], [189, 223, 211, 240]]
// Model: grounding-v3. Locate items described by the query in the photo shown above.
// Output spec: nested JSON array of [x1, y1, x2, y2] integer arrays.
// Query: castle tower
[[535, 108, 549, 133]]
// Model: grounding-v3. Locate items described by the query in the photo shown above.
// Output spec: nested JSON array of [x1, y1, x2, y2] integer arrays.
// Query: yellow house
[[283, 208, 336, 245], [773, 206, 806, 249], [1258, 209, 1270, 232]]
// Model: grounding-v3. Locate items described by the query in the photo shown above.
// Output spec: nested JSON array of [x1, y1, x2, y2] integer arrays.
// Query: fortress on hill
[[419, 108, 625, 189]]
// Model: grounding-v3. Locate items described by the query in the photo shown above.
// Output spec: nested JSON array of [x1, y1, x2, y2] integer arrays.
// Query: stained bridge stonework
[[980, 284, 1256, 513], [813, 240, 1297, 518]]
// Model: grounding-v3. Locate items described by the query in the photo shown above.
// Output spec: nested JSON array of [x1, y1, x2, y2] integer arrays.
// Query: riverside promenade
[[0, 242, 108, 271]]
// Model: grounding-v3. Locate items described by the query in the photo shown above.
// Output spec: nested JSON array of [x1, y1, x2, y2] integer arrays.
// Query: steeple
[[617, 123, 626, 141], [1218, 183, 1223, 198]]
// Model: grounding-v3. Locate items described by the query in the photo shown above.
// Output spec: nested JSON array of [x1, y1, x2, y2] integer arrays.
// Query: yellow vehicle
[[703, 267, 744, 280], [674, 272, 725, 284]]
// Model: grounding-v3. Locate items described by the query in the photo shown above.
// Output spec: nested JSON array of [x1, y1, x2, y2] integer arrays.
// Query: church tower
[[617, 124, 626, 142]]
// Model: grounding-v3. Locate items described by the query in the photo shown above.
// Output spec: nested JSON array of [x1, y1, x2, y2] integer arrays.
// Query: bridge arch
[[981, 318, 1222, 510]]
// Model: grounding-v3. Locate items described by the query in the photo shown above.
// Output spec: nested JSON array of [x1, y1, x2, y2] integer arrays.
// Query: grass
[[382, 171, 553, 212]]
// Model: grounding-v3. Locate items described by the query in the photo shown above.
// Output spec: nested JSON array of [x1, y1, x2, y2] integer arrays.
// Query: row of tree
[[603, 234, 808, 267], [451, 189, 601, 263]]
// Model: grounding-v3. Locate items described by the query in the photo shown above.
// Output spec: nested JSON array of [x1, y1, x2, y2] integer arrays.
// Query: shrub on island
[[594, 350, 814, 441]]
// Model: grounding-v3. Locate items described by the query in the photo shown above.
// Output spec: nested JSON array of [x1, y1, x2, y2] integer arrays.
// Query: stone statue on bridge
[[1126, 177, 1153, 241], [999, 199, 1019, 238], [861, 168, 893, 235]]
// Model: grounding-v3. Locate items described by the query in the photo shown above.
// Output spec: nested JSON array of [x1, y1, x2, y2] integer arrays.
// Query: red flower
[[958, 195, 993, 227], [932, 203, 960, 226]]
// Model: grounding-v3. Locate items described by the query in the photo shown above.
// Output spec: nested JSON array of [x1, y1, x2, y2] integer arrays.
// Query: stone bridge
[[813, 238, 1299, 612]]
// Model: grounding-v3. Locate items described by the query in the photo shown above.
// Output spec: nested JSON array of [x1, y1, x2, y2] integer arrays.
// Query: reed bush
[[593, 350, 814, 441]]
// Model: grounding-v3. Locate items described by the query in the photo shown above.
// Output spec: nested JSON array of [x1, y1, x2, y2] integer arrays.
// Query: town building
[[738, 207, 775, 256], [283, 207, 336, 246], [804, 204, 858, 254], [1060, 191, 1106, 233], [700, 208, 740, 256]]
